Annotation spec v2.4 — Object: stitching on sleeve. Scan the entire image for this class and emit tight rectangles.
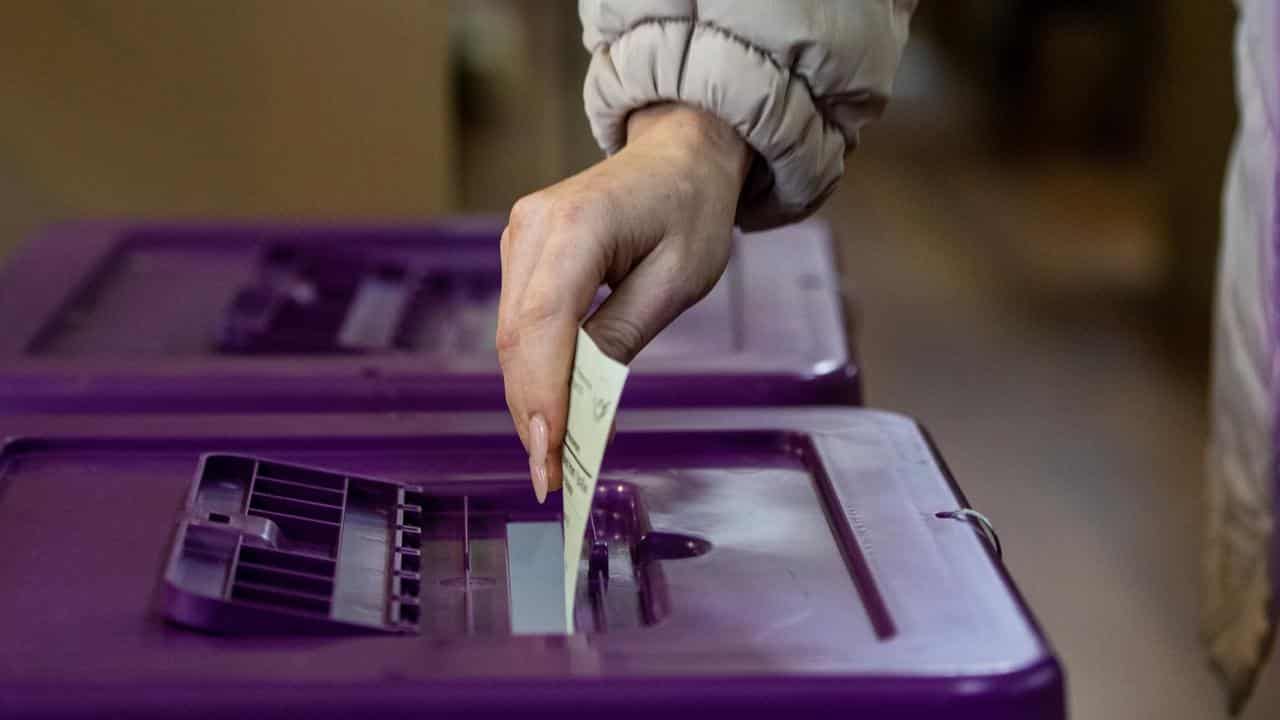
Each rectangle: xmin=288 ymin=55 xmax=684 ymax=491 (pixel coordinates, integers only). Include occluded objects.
xmin=598 ymin=17 xmax=820 ymax=101
xmin=587 ymin=15 xmax=692 ymax=53
xmin=677 ymin=4 xmax=695 ymax=99
xmin=595 ymin=16 xmax=867 ymax=135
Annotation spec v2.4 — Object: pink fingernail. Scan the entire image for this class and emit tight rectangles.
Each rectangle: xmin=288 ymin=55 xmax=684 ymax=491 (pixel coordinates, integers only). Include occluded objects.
xmin=529 ymin=414 xmax=549 ymax=503
xmin=530 ymin=458 xmax=548 ymax=504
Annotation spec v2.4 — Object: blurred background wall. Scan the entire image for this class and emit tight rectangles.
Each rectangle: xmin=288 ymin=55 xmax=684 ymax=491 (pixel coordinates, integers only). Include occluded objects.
xmin=926 ymin=1 xmax=1236 ymax=375
xmin=446 ymin=0 xmax=1233 ymax=379
xmin=0 ymin=1 xmax=1272 ymax=716
xmin=0 ymin=1 xmax=454 ymax=253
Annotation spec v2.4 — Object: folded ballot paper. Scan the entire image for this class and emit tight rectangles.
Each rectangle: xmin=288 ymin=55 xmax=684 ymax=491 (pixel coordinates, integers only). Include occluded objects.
xmin=560 ymin=327 xmax=629 ymax=632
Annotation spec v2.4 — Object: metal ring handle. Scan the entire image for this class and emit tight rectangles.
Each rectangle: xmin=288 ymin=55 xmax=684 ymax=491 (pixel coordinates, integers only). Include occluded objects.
xmin=936 ymin=508 xmax=1002 ymax=560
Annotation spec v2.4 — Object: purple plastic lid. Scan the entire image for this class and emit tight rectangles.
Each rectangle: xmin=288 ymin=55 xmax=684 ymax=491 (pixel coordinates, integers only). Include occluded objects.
xmin=0 ymin=408 xmax=1062 ymax=719
xmin=0 ymin=218 xmax=858 ymax=412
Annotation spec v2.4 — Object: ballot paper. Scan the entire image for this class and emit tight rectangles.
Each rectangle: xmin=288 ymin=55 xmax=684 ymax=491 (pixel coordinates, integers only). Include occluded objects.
xmin=561 ymin=327 xmax=629 ymax=632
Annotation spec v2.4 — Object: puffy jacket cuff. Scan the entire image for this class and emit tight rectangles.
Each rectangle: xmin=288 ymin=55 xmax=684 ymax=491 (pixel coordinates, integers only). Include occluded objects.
xmin=583 ymin=18 xmax=848 ymax=231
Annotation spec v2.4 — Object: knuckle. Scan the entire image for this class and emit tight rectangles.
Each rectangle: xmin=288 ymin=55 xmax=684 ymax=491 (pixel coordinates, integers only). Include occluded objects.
xmin=497 ymin=291 xmax=563 ymax=362
xmin=495 ymin=322 xmax=521 ymax=361
xmin=546 ymin=189 xmax=609 ymax=236
xmin=508 ymin=193 xmax=547 ymax=230
xmin=547 ymin=196 xmax=586 ymax=228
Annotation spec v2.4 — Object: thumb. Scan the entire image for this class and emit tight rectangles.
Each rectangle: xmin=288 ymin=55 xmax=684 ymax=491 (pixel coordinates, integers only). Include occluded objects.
xmin=584 ymin=244 xmax=709 ymax=364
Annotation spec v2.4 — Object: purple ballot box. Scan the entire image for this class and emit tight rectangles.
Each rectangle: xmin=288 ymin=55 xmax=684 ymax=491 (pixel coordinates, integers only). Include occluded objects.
xmin=0 ymin=408 xmax=1062 ymax=719
xmin=0 ymin=218 xmax=857 ymax=412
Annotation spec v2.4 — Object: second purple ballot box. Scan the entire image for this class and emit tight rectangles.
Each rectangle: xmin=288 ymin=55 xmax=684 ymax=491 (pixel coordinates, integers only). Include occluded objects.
xmin=0 ymin=218 xmax=858 ymax=412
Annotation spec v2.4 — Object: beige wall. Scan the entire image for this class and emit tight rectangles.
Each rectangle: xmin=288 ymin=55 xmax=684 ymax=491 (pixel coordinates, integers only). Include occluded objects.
xmin=0 ymin=1 xmax=453 ymax=256
xmin=451 ymin=0 xmax=594 ymax=212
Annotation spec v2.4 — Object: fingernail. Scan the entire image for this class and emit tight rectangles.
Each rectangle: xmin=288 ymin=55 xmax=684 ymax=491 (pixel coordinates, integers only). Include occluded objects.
xmin=529 ymin=414 xmax=549 ymax=503
xmin=530 ymin=458 xmax=548 ymax=504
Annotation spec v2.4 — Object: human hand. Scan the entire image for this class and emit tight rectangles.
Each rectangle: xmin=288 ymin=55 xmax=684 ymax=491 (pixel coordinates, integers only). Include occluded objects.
xmin=496 ymin=103 xmax=750 ymax=502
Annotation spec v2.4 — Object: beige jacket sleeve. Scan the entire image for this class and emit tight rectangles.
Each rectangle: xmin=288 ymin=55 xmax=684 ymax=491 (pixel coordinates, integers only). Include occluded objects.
xmin=1204 ymin=0 xmax=1279 ymax=711
xmin=579 ymin=0 xmax=915 ymax=230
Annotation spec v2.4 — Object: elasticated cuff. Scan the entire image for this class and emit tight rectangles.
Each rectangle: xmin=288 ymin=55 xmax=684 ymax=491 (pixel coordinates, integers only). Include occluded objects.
xmin=583 ymin=18 xmax=852 ymax=231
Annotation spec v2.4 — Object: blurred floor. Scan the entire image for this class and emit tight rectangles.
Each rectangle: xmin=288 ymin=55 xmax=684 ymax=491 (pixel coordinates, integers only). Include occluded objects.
xmin=825 ymin=38 xmax=1280 ymax=719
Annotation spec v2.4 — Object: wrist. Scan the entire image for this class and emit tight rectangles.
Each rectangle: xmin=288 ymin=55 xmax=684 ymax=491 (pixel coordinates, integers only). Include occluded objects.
xmin=625 ymin=103 xmax=751 ymax=190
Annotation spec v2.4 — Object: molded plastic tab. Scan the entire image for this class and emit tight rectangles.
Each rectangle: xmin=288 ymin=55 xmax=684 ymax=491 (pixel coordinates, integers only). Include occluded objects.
xmin=219 ymin=244 xmax=499 ymax=354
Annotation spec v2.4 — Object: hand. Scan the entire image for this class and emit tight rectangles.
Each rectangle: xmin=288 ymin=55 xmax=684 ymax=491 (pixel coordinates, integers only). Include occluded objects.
xmin=496 ymin=103 xmax=750 ymax=502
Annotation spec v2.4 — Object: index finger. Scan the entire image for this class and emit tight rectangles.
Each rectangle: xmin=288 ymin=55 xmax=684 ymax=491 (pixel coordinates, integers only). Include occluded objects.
xmin=496 ymin=221 xmax=607 ymax=499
